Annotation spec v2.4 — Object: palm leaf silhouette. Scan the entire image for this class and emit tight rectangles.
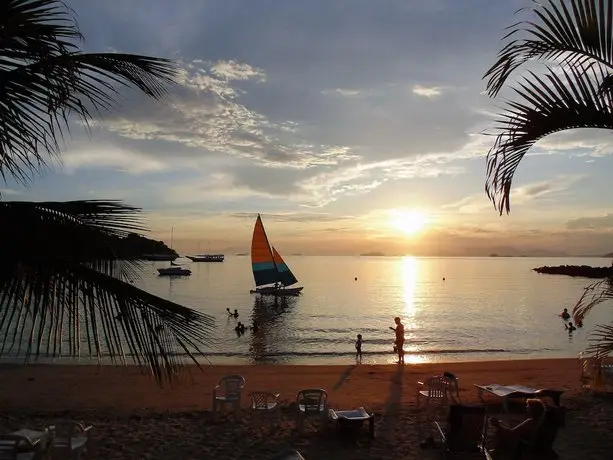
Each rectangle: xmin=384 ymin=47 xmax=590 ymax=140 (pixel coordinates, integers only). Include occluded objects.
xmin=0 ymin=0 xmax=215 ymax=383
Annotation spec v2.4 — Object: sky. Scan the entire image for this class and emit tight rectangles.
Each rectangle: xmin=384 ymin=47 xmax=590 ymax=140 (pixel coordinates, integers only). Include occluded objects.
xmin=3 ymin=0 xmax=613 ymax=256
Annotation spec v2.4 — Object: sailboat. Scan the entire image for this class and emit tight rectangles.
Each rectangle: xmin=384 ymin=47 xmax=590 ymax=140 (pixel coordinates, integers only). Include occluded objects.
xmin=187 ymin=240 xmax=225 ymax=262
xmin=249 ymin=214 xmax=303 ymax=296
xmin=157 ymin=227 xmax=192 ymax=276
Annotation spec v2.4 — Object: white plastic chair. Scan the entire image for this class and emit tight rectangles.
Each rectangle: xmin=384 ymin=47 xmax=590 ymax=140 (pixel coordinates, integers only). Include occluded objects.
xmin=48 ymin=421 xmax=92 ymax=460
xmin=416 ymin=375 xmax=452 ymax=409
xmin=213 ymin=374 xmax=246 ymax=419
xmin=296 ymin=388 xmax=328 ymax=433
xmin=249 ymin=391 xmax=281 ymax=429
xmin=0 ymin=435 xmax=36 ymax=460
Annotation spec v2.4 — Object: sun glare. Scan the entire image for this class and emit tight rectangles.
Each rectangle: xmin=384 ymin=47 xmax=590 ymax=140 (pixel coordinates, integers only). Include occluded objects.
xmin=390 ymin=209 xmax=429 ymax=236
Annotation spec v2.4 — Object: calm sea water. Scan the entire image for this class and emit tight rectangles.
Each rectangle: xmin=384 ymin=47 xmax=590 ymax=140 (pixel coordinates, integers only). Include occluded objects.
xmin=135 ymin=256 xmax=609 ymax=365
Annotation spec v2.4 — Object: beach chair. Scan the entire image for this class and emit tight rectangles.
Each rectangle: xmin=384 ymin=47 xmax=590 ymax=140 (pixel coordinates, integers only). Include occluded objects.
xmin=249 ymin=391 xmax=281 ymax=428
xmin=434 ymin=404 xmax=492 ymax=459
xmin=0 ymin=434 xmax=36 ymax=460
xmin=47 ymin=421 xmax=92 ymax=460
xmin=270 ymin=449 xmax=306 ymax=460
xmin=514 ymin=405 xmax=565 ymax=460
xmin=295 ymin=388 xmax=328 ymax=433
xmin=417 ymin=375 xmax=453 ymax=409
xmin=213 ymin=374 xmax=246 ymax=420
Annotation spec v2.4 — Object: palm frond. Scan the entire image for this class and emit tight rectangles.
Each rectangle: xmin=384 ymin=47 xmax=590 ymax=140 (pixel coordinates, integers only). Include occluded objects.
xmin=484 ymin=0 xmax=613 ymax=97
xmin=0 ymin=200 xmax=147 ymax=281
xmin=0 ymin=199 xmax=216 ymax=383
xmin=586 ymin=323 xmax=613 ymax=359
xmin=572 ymin=278 xmax=613 ymax=359
xmin=0 ymin=256 xmax=215 ymax=383
xmin=0 ymin=0 xmax=177 ymax=183
xmin=485 ymin=64 xmax=613 ymax=214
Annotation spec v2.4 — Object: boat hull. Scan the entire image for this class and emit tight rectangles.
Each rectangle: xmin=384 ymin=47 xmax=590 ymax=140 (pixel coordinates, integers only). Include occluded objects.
xmin=157 ymin=267 xmax=192 ymax=276
xmin=186 ymin=254 xmax=225 ymax=262
xmin=250 ymin=286 xmax=303 ymax=296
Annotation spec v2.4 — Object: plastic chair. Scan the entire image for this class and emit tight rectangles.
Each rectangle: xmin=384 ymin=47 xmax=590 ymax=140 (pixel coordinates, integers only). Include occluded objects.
xmin=47 ymin=421 xmax=92 ymax=460
xmin=417 ymin=375 xmax=452 ymax=409
xmin=249 ymin=391 xmax=281 ymax=428
xmin=434 ymin=404 xmax=491 ymax=459
xmin=0 ymin=435 xmax=36 ymax=460
xmin=296 ymin=388 xmax=328 ymax=433
xmin=213 ymin=374 xmax=246 ymax=419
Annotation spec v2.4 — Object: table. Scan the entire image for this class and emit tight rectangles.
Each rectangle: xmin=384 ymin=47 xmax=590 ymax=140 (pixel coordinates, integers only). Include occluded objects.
xmin=328 ymin=407 xmax=375 ymax=438
xmin=474 ymin=384 xmax=566 ymax=412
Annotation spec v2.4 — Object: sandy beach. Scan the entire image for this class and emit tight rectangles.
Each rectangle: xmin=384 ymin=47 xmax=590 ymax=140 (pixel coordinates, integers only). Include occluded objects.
xmin=0 ymin=358 xmax=611 ymax=459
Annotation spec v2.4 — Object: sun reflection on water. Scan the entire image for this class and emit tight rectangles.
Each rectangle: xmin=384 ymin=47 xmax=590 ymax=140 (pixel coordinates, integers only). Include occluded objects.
xmin=401 ymin=256 xmax=418 ymax=318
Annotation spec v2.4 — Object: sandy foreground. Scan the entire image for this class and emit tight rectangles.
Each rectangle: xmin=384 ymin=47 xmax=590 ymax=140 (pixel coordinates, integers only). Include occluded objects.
xmin=0 ymin=359 xmax=611 ymax=459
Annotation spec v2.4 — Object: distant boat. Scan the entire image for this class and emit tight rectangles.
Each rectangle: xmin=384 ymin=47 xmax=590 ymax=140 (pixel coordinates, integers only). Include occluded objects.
xmin=142 ymin=253 xmax=177 ymax=261
xmin=249 ymin=214 xmax=303 ymax=297
xmin=187 ymin=254 xmax=225 ymax=262
xmin=157 ymin=227 xmax=191 ymax=276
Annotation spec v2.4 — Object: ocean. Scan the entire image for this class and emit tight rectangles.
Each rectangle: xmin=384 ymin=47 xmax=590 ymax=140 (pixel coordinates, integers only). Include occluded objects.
xmin=136 ymin=256 xmax=609 ymax=365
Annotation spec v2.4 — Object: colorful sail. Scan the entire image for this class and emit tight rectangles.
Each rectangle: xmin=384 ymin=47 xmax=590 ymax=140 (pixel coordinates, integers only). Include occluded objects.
xmin=251 ymin=215 xmax=278 ymax=287
xmin=272 ymin=247 xmax=298 ymax=286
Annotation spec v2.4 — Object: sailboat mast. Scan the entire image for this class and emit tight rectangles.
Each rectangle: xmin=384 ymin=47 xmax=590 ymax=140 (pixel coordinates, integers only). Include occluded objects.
xmin=170 ymin=226 xmax=174 ymax=250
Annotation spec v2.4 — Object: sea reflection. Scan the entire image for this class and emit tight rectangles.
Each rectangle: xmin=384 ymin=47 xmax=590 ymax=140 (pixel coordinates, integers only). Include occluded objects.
xmin=248 ymin=295 xmax=298 ymax=364
xmin=401 ymin=256 xmax=418 ymax=317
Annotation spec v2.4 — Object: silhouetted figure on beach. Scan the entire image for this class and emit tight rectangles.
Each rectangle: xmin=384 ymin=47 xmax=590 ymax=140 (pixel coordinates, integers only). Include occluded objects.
xmin=251 ymin=321 xmax=259 ymax=333
xmin=389 ymin=317 xmax=405 ymax=363
xmin=560 ymin=308 xmax=570 ymax=320
xmin=355 ymin=334 xmax=363 ymax=363
xmin=226 ymin=308 xmax=233 ymax=316
xmin=233 ymin=309 xmax=239 ymax=318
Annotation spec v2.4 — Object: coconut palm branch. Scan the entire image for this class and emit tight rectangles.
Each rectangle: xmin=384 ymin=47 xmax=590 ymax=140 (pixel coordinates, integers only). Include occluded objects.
xmin=0 ymin=0 xmax=176 ymax=183
xmin=484 ymin=0 xmax=613 ymax=98
xmin=0 ymin=200 xmax=215 ymax=383
xmin=572 ymin=279 xmax=613 ymax=359
xmin=485 ymin=63 xmax=613 ymax=213
xmin=0 ymin=0 xmax=215 ymax=384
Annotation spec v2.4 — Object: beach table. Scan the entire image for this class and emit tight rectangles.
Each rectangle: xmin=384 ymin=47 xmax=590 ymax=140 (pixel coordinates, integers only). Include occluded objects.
xmin=328 ymin=407 xmax=375 ymax=439
xmin=474 ymin=384 xmax=565 ymax=412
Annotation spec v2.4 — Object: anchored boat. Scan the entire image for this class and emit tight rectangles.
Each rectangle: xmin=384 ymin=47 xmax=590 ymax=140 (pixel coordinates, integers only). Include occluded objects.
xmin=250 ymin=214 xmax=303 ymax=297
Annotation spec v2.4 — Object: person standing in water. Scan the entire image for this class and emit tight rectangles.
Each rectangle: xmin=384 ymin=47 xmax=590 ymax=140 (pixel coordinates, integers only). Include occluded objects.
xmin=355 ymin=334 xmax=363 ymax=363
xmin=389 ymin=317 xmax=405 ymax=363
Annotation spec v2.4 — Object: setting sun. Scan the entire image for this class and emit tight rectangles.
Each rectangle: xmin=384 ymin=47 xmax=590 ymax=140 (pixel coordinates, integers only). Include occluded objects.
xmin=390 ymin=209 xmax=429 ymax=236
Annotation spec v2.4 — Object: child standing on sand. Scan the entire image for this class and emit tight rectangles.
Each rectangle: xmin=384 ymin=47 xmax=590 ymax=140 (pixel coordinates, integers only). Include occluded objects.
xmin=355 ymin=334 xmax=363 ymax=363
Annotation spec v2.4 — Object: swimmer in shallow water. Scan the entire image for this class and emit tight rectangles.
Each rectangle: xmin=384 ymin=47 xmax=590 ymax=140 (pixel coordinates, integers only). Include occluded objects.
xmin=565 ymin=322 xmax=576 ymax=333
xmin=560 ymin=308 xmax=570 ymax=320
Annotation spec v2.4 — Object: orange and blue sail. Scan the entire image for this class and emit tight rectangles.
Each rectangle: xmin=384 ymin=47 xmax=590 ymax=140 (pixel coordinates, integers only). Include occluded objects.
xmin=272 ymin=246 xmax=298 ymax=286
xmin=251 ymin=214 xmax=298 ymax=287
xmin=251 ymin=215 xmax=279 ymax=287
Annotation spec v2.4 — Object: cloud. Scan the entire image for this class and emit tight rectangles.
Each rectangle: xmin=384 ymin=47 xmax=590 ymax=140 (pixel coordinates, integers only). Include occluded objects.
xmin=412 ymin=84 xmax=443 ymax=97
xmin=321 ymin=88 xmax=363 ymax=98
xmin=0 ymin=188 xmax=20 ymax=196
xmin=95 ymin=59 xmax=355 ymax=170
xmin=210 ymin=60 xmax=266 ymax=81
xmin=566 ymin=213 xmax=613 ymax=230
xmin=229 ymin=212 xmax=356 ymax=223
xmin=444 ymin=174 xmax=585 ymax=214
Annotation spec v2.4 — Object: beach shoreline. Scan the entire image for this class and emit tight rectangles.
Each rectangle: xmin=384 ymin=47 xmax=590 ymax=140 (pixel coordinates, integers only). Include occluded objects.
xmin=0 ymin=358 xmax=581 ymax=414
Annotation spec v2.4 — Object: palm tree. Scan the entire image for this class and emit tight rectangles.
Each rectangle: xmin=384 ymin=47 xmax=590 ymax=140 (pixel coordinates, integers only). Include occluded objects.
xmin=0 ymin=0 xmax=214 ymax=383
xmin=484 ymin=0 xmax=613 ymax=359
